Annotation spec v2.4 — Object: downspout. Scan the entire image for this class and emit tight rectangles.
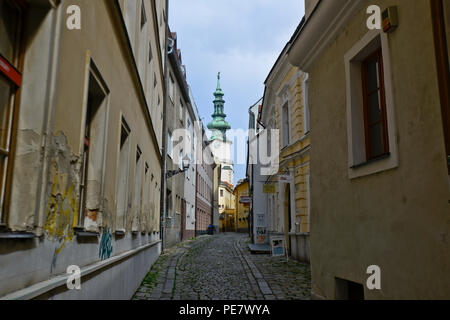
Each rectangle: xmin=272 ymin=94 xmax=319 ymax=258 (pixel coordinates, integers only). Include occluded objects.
xmin=35 ymin=1 xmax=63 ymax=236
xmin=195 ymin=163 xmax=198 ymax=237
xmin=159 ymin=0 xmax=169 ymax=250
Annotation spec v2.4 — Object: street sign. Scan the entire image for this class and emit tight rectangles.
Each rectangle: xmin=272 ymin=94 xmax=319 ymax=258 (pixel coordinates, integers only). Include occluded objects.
xmin=278 ymin=175 xmax=292 ymax=183
xmin=239 ymin=196 xmax=252 ymax=204
xmin=271 ymin=237 xmax=285 ymax=257
xmin=263 ymin=184 xmax=276 ymax=194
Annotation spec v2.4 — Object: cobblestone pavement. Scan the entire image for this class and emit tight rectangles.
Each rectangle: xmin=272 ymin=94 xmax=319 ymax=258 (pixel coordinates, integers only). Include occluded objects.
xmin=133 ymin=233 xmax=311 ymax=300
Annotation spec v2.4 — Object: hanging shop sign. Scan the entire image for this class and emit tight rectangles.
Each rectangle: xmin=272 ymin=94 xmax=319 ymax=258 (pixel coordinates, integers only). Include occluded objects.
xmin=239 ymin=196 xmax=252 ymax=204
xmin=278 ymin=175 xmax=292 ymax=183
xmin=263 ymin=184 xmax=276 ymax=194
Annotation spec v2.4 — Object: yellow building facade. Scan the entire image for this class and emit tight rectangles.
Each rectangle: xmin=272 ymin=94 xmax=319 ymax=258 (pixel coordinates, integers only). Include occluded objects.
xmin=218 ymin=182 xmax=235 ymax=232
xmin=260 ymin=46 xmax=311 ymax=262
xmin=234 ymin=180 xmax=250 ymax=233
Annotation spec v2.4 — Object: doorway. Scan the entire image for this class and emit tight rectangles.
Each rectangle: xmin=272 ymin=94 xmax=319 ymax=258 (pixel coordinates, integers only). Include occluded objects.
xmin=283 ymin=183 xmax=292 ymax=255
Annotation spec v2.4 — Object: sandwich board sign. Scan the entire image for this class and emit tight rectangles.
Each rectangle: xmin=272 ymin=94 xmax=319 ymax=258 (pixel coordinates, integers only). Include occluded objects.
xmin=271 ymin=237 xmax=285 ymax=257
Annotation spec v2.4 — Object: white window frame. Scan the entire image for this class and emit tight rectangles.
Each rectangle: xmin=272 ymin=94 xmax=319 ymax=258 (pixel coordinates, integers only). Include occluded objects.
xmin=179 ymin=100 xmax=184 ymax=122
xmin=169 ymin=75 xmax=174 ymax=102
xmin=167 ymin=130 xmax=173 ymax=158
xmin=303 ymin=74 xmax=310 ymax=134
xmin=77 ymin=58 xmax=110 ymax=231
xmin=281 ymin=102 xmax=290 ymax=148
xmin=344 ymin=30 xmax=399 ymax=180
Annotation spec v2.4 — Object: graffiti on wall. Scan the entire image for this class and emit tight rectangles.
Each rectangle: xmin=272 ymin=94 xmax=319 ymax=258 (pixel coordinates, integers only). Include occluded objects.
xmin=45 ymin=173 xmax=78 ymax=254
xmin=99 ymin=228 xmax=113 ymax=260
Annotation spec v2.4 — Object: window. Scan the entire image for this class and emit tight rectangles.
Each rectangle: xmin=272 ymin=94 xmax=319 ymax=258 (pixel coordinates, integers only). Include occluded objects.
xmin=361 ymin=49 xmax=389 ymax=160
xmin=140 ymin=0 xmax=147 ymax=29
xmin=116 ymin=117 xmax=131 ymax=232
xmin=0 ymin=0 xmax=24 ymax=224
xmin=138 ymin=0 xmax=147 ymax=75
xmin=124 ymin=0 xmax=138 ymax=48
xmin=345 ymin=30 xmax=398 ymax=179
xmin=169 ymin=75 xmax=174 ymax=101
xmin=179 ymin=100 xmax=184 ymax=122
xmin=303 ymin=75 xmax=310 ymax=134
xmin=142 ymin=162 xmax=150 ymax=231
xmin=220 ymin=189 xmax=224 ymax=197
xmin=78 ymin=64 xmax=109 ymax=230
xmin=166 ymin=189 xmax=172 ymax=217
xmin=282 ymin=102 xmax=290 ymax=148
xmin=167 ymin=130 xmax=173 ymax=158
xmin=249 ymin=112 xmax=255 ymax=131
xmin=146 ymin=43 xmax=153 ymax=101
xmin=132 ymin=146 xmax=143 ymax=232
xmin=335 ymin=278 xmax=365 ymax=300
xmin=178 ymin=149 xmax=183 ymax=170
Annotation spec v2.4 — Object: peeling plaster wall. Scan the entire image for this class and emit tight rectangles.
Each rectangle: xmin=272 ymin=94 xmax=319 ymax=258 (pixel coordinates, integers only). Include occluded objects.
xmin=0 ymin=0 xmax=164 ymax=299
xmin=7 ymin=5 xmax=58 ymax=233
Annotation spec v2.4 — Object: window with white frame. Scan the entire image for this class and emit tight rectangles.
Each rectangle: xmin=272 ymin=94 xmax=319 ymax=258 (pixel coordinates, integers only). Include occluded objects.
xmin=0 ymin=0 xmax=25 ymax=225
xmin=179 ymin=100 xmax=184 ymax=122
xmin=169 ymin=75 xmax=174 ymax=102
xmin=344 ymin=30 xmax=398 ymax=179
xmin=132 ymin=146 xmax=143 ymax=232
xmin=124 ymin=0 xmax=138 ymax=49
xmin=303 ymin=75 xmax=310 ymax=134
xmin=167 ymin=130 xmax=173 ymax=158
xmin=138 ymin=0 xmax=147 ymax=76
xmin=282 ymin=102 xmax=290 ymax=148
xmin=78 ymin=62 xmax=110 ymax=231
xmin=116 ymin=117 xmax=131 ymax=232
xmin=146 ymin=43 xmax=153 ymax=100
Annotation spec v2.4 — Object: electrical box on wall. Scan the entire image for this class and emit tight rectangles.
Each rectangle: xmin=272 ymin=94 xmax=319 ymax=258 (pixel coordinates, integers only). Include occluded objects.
xmin=382 ymin=6 xmax=398 ymax=33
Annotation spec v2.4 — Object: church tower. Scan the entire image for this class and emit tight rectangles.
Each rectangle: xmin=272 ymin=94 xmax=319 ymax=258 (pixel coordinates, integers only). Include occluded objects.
xmin=207 ymin=73 xmax=234 ymax=186
xmin=207 ymin=72 xmax=231 ymax=141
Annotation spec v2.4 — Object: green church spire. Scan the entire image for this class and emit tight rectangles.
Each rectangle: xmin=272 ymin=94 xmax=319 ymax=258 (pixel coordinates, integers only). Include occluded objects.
xmin=207 ymin=72 xmax=231 ymax=141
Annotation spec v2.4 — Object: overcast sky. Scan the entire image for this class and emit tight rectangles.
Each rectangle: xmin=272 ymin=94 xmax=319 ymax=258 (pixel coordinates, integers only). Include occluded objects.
xmin=169 ymin=1 xmax=305 ymax=185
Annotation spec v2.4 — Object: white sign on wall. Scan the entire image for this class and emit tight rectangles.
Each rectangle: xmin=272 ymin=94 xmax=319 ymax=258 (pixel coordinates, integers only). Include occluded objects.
xmin=256 ymin=214 xmax=265 ymax=227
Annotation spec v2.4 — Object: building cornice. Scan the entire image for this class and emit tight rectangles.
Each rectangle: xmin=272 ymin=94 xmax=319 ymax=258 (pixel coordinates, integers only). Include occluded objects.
xmin=287 ymin=0 xmax=366 ymax=71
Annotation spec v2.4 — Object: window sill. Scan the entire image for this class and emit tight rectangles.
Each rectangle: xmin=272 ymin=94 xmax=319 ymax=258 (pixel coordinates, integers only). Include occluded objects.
xmin=350 ymin=153 xmax=391 ymax=169
xmin=75 ymin=228 xmax=100 ymax=238
xmin=348 ymin=151 xmax=398 ymax=180
xmin=0 ymin=231 xmax=36 ymax=239
xmin=114 ymin=229 xmax=126 ymax=237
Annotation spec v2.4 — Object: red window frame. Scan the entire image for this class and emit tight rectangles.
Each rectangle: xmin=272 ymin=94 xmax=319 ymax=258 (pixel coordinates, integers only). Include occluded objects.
xmin=0 ymin=0 xmax=27 ymax=225
xmin=431 ymin=0 xmax=450 ymax=174
xmin=361 ymin=48 xmax=390 ymax=161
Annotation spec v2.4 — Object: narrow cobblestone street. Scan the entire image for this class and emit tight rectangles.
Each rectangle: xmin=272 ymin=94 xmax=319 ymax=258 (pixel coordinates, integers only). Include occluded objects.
xmin=133 ymin=233 xmax=311 ymax=300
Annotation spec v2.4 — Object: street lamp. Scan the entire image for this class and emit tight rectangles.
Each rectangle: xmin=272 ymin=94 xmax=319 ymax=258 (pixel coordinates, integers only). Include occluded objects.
xmin=166 ymin=157 xmax=190 ymax=178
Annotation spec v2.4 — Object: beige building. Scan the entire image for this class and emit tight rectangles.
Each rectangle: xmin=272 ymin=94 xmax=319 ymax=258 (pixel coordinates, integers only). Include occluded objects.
xmin=289 ymin=0 xmax=450 ymax=299
xmin=163 ymin=29 xmax=197 ymax=247
xmin=0 ymin=0 xmax=166 ymax=299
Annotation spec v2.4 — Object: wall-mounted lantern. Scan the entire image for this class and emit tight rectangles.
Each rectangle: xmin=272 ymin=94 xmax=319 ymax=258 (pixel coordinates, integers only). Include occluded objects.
xmin=382 ymin=7 xmax=398 ymax=33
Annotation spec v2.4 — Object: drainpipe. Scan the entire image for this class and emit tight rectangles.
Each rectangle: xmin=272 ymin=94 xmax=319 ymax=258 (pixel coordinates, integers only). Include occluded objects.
xmin=35 ymin=2 xmax=64 ymax=236
xmin=159 ymin=0 xmax=169 ymax=251
xmin=195 ymin=163 xmax=198 ymax=237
